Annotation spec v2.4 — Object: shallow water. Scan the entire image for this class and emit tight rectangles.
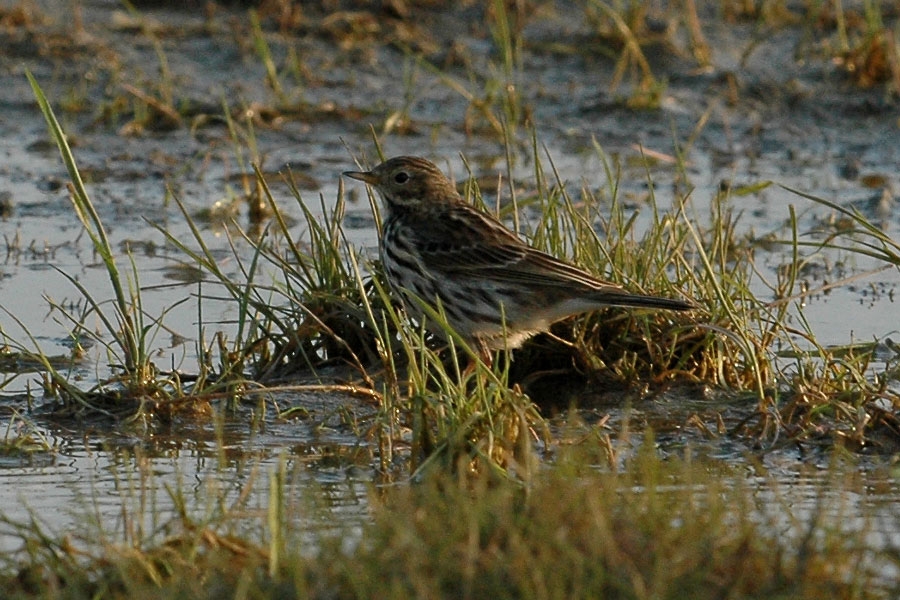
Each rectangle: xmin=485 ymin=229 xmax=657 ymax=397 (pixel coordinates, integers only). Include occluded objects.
xmin=0 ymin=391 xmax=377 ymax=553
xmin=2 ymin=410 xmax=899 ymax=587
xmin=0 ymin=0 xmax=899 ymax=571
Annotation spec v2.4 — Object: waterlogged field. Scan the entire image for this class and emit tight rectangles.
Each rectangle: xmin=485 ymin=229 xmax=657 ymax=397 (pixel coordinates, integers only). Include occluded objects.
xmin=1 ymin=0 xmax=899 ymax=597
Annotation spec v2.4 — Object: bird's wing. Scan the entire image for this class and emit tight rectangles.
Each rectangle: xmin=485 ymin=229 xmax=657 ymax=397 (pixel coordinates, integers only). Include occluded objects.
xmin=414 ymin=205 xmax=621 ymax=292
xmin=412 ymin=205 xmax=526 ymax=268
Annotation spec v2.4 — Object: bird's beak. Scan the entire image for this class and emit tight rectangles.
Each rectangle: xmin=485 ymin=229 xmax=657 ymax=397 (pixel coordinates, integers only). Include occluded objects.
xmin=342 ymin=170 xmax=378 ymax=184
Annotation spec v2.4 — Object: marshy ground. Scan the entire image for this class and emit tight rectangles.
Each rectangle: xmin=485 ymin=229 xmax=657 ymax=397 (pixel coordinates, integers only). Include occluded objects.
xmin=1 ymin=0 xmax=899 ymax=597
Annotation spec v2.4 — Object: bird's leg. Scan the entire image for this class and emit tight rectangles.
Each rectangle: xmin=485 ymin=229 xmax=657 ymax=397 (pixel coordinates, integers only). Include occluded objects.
xmin=461 ymin=338 xmax=493 ymax=378
xmin=477 ymin=338 xmax=494 ymax=369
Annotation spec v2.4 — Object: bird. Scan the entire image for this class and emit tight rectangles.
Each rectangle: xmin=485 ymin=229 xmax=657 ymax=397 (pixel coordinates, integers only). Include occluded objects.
xmin=343 ymin=156 xmax=693 ymax=357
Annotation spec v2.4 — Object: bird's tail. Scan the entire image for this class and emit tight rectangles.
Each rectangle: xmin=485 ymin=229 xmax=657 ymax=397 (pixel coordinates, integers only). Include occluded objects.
xmin=591 ymin=290 xmax=695 ymax=311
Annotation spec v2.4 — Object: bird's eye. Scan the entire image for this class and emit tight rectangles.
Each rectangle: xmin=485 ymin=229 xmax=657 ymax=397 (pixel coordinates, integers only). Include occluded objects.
xmin=394 ymin=171 xmax=409 ymax=184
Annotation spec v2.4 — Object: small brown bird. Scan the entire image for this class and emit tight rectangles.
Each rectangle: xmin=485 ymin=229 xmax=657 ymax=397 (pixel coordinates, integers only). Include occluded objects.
xmin=343 ymin=156 xmax=692 ymax=354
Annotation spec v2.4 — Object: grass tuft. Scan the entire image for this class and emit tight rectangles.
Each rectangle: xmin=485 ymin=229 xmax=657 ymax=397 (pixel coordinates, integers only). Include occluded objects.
xmin=14 ymin=70 xmax=900 ymax=466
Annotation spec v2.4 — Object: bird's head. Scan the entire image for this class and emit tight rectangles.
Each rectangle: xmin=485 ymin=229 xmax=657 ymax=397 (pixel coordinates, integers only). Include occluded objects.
xmin=343 ymin=156 xmax=459 ymax=213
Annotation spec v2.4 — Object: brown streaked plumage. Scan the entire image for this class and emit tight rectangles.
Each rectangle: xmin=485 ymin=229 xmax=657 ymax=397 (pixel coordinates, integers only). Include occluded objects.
xmin=343 ymin=156 xmax=693 ymax=352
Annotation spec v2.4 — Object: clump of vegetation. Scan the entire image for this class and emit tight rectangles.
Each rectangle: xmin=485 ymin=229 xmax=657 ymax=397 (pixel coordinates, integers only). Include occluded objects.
xmin=13 ymin=72 xmax=899 ymax=476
